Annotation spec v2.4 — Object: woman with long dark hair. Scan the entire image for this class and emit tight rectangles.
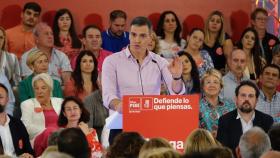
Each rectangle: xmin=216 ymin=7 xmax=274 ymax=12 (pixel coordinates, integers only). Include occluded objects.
xmin=64 ymin=50 xmax=98 ymax=101
xmin=236 ymin=27 xmax=265 ymax=80
xmin=53 ymin=8 xmax=82 ymax=68
xmin=178 ymin=51 xmax=200 ymax=94
xmin=156 ymin=11 xmax=185 ymax=60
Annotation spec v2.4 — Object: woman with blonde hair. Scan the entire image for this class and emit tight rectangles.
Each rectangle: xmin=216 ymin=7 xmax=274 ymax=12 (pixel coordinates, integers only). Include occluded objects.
xmin=184 ymin=128 xmax=219 ymax=154
xmin=203 ymin=11 xmax=233 ymax=73
xmin=148 ymin=31 xmax=160 ymax=54
xmin=139 ymin=137 xmax=173 ymax=155
xmin=18 ymin=49 xmax=63 ymax=103
xmin=139 ymin=147 xmax=181 ymax=158
xmin=199 ymin=69 xmax=235 ymax=137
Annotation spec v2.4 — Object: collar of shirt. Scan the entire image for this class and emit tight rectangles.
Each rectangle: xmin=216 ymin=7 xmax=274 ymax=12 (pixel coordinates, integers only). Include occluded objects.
xmin=236 ymin=111 xmax=255 ymax=133
xmin=0 ymin=114 xmax=10 ymax=127
xmin=227 ymin=71 xmax=248 ymax=83
xmin=106 ymin=29 xmax=127 ymax=38
xmin=259 ymin=89 xmax=280 ymax=102
xmin=201 ymin=97 xmax=225 ymax=108
xmin=123 ymin=46 xmax=154 ymax=64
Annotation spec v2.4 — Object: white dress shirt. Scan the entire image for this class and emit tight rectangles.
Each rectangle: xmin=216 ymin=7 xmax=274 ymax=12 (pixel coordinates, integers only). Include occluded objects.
xmin=236 ymin=111 xmax=255 ymax=133
xmin=0 ymin=115 xmax=16 ymax=157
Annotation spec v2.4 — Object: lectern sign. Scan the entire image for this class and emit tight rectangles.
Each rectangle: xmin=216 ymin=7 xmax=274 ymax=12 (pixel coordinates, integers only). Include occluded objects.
xmin=123 ymin=95 xmax=199 ymax=150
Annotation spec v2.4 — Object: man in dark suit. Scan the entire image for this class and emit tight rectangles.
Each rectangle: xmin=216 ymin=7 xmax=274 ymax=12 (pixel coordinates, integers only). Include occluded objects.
xmin=217 ymin=80 xmax=273 ymax=153
xmin=0 ymin=83 xmax=34 ymax=157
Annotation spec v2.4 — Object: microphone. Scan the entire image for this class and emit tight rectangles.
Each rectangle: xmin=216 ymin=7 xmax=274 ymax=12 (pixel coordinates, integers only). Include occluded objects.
xmin=151 ymin=59 xmax=170 ymax=95
xmin=136 ymin=59 xmax=144 ymax=95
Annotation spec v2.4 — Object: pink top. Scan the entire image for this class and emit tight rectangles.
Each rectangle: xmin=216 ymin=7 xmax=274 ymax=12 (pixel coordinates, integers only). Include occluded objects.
xmin=71 ymin=49 xmax=112 ymax=72
xmin=56 ymin=35 xmax=80 ymax=69
xmin=43 ymin=108 xmax=59 ymax=128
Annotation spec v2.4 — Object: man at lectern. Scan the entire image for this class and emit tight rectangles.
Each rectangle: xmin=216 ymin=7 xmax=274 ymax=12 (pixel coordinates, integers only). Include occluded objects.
xmin=102 ymin=16 xmax=185 ymax=144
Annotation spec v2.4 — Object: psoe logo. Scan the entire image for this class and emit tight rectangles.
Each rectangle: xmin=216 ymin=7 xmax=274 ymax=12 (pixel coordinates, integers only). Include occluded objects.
xmin=141 ymin=97 xmax=153 ymax=110
xmin=129 ymin=97 xmax=141 ymax=112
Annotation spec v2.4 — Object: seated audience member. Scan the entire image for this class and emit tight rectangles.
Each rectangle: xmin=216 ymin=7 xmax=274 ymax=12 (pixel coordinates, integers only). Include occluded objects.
xmin=221 ymin=49 xmax=249 ymax=102
xmin=41 ymin=151 xmax=73 ymax=158
xmin=53 ymin=8 xmax=82 ymax=68
xmin=0 ymin=73 xmax=15 ymax=116
xmin=57 ymin=96 xmax=102 ymax=157
xmin=57 ymin=128 xmax=90 ymax=158
xmin=148 ymin=31 xmax=160 ymax=54
xmin=260 ymin=151 xmax=280 ymax=158
xmin=217 ymin=81 xmax=273 ymax=153
xmin=236 ymin=27 xmax=265 ymax=80
xmin=101 ymin=10 xmax=129 ymax=53
xmin=251 ymin=8 xmax=279 ymax=63
xmin=18 ymin=50 xmax=63 ymax=103
xmin=199 ymin=69 xmax=235 ymax=137
xmin=106 ymin=132 xmax=146 ymax=158
xmin=156 ymin=11 xmax=185 ymax=60
xmin=0 ymin=27 xmax=21 ymax=87
xmin=40 ymin=146 xmax=58 ymax=158
xmin=236 ymin=127 xmax=271 ymax=158
xmin=20 ymin=73 xmax=63 ymax=148
xmin=271 ymin=44 xmax=280 ymax=91
xmin=20 ymin=22 xmax=72 ymax=84
xmin=81 ymin=25 xmax=112 ymax=71
xmin=203 ymin=10 xmax=233 ymax=72
xmin=184 ymin=28 xmax=214 ymax=77
xmin=84 ymin=74 xmax=108 ymax=140
xmin=206 ymin=146 xmax=234 ymax=158
xmin=268 ymin=123 xmax=280 ymax=151
xmin=64 ymin=50 xmax=98 ymax=101
xmin=184 ymin=128 xmax=219 ymax=154
xmin=6 ymin=2 xmax=41 ymax=58
xmin=178 ymin=52 xmax=200 ymax=94
xmin=140 ymin=137 xmax=173 ymax=152
xmin=256 ymin=64 xmax=280 ymax=122
xmin=139 ymin=147 xmax=181 ymax=158
xmin=0 ymin=83 xmax=34 ymax=157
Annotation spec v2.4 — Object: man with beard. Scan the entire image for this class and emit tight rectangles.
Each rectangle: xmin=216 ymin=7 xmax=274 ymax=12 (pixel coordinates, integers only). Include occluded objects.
xmin=256 ymin=64 xmax=280 ymax=122
xmin=6 ymin=2 xmax=41 ymax=59
xmin=217 ymin=80 xmax=273 ymax=154
xmin=101 ymin=10 xmax=130 ymax=53
xmin=0 ymin=83 xmax=34 ymax=157
xmin=221 ymin=49 xmax=249 ymax=102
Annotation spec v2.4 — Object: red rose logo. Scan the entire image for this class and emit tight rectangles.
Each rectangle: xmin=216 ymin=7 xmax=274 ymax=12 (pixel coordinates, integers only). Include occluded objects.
xmin=18 ymin=139 xmax=23 ymax=149
xmin=269 ymin=39 xmax=276 ymax=46
xmin=216 ymin=47 xmax=223 ymax=55
xmin=34 ymin=107 xmax=43 ymax=113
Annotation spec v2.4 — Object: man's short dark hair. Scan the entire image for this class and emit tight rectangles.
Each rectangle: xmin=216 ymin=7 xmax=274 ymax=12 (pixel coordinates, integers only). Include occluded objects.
xmin=0 ymin=83 xmax=8 ymax=95
xmin=130 ymin=16 xmax=152 ymax=31
xmin=57 ymin=128 xmax=89 ymax=158
xmin=235 ymin=80 xmax=260 ymax=98
xmin=268 ymin=123 xmax=280 ymax=151
xmin=110 ymin=10 xmax=127 ymax=21
xmin=261 ymin=64 xmax=280 ymax=79
xmin=23 ymin=2 xmax=41 ymax=14
xmin=82 ymin=25 xmax=101 ymax=38
xmin=251 ymin=8 xmax=268 ymax=20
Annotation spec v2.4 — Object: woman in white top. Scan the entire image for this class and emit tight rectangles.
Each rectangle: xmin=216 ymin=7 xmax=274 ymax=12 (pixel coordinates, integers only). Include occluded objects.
xmin=156 ymin=11 xmax=185 ymax=60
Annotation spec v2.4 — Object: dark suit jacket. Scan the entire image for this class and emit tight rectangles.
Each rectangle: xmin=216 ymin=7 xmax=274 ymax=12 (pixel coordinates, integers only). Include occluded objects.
xmin=216 ymin=109 xmax=273 ymax=152
xmin=0 ymin=115 xmax=34 ymax=156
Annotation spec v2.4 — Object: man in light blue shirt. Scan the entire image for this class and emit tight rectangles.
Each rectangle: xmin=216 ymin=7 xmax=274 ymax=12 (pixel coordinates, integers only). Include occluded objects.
xmin=0 ymin=72 xmax=15 ymax=116
xmin=221 ymin=49 xmax=249 ymax=102
xmin=256 ymin=64 xmax=280 ymax=122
